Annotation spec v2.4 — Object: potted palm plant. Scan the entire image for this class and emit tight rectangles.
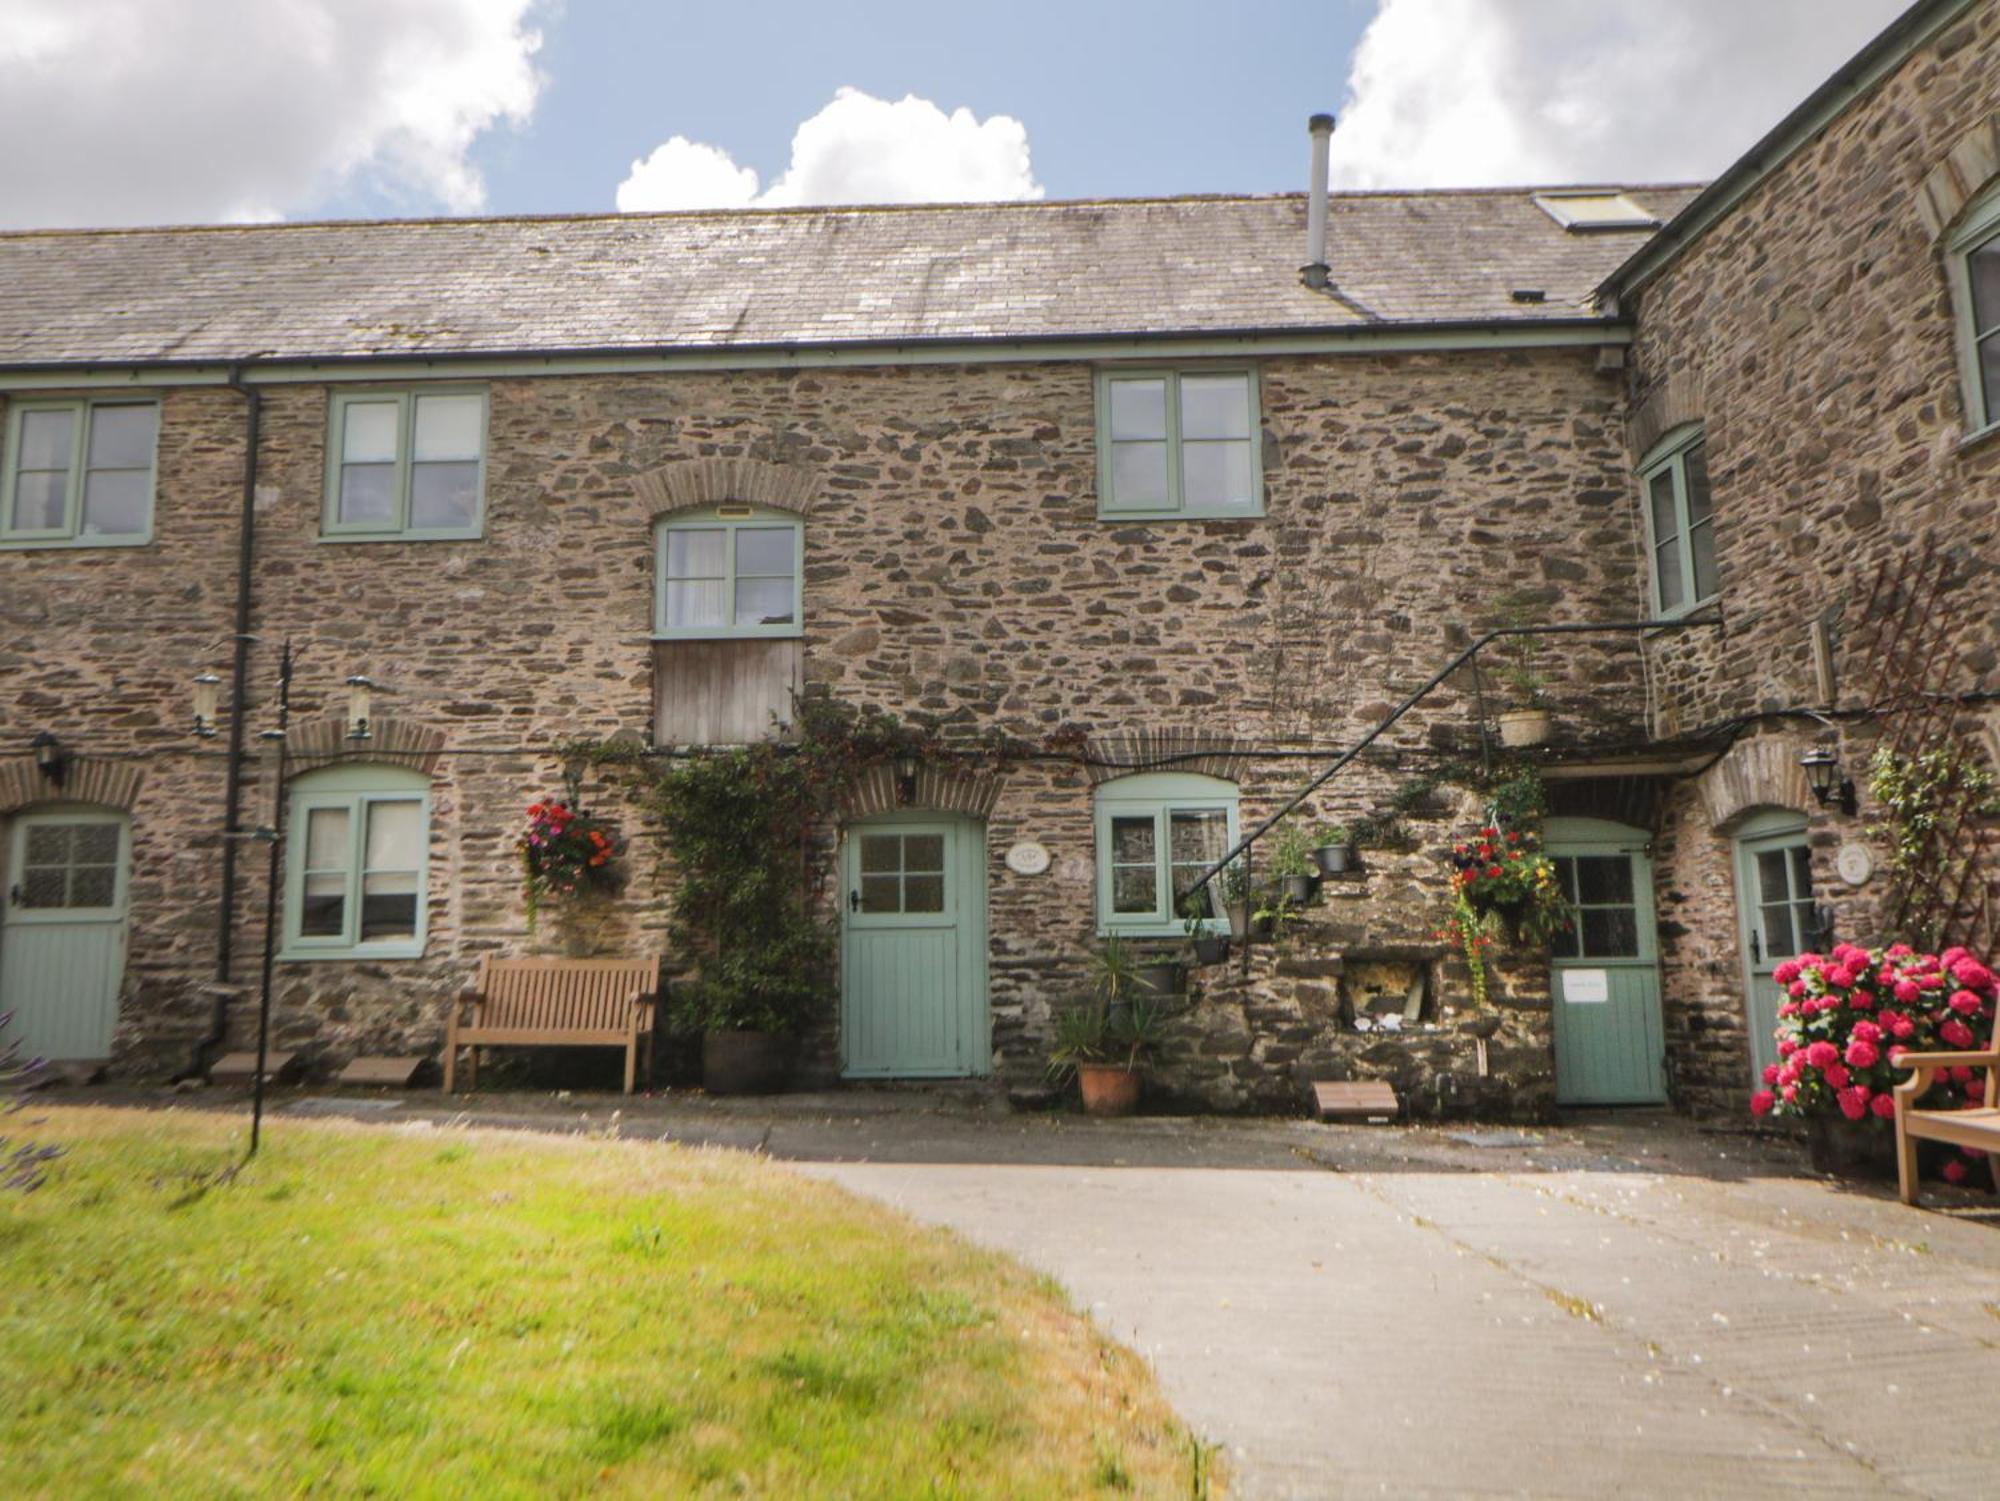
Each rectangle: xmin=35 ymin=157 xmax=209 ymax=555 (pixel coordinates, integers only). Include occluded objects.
xmin=1047 ymin=990 xmax=1164 ymax=1117
xmin=1270 ymin=824 xmax=1319 ymax=905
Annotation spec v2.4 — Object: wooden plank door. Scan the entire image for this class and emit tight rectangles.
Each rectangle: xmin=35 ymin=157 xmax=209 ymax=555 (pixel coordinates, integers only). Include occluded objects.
xmin=1547 ymin=817 xmax=1666 ymax=1106
xmin=1734 ymin=811 xmax=1816 ymax=1088
xmin=841 ymin=816 xmax=988 ymax=1078
xmin=1 ymin=808 xmax=130 ymax=1063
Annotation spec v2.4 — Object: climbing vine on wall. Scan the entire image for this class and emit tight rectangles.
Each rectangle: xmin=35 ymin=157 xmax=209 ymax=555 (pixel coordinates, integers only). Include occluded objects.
xmin=1867 ymin=744 xmax=1999 ymax=951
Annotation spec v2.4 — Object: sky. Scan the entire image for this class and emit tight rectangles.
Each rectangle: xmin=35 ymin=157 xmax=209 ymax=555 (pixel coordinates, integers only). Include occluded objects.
xmin=0 ymin=0 xmax=1912 ymax=230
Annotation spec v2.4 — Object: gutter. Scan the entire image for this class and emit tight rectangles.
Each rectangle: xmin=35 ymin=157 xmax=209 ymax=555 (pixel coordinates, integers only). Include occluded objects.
xmin=183 ymin=361 xmax=261 ymax=1080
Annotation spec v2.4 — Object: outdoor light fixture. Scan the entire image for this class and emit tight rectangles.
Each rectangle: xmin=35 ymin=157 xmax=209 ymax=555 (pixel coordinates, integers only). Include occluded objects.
xmin=192 ymin=673 xmax=221 ymax=738
xmin=894 ymin=753 xmax=919 ymax=805
xmin=1798 ymin=746 xmax=1857 ymax=815
xmin=31 ymin=731 xmax=67 ymax=786
xmin=345 ymin=675 xmax=374 ymax=742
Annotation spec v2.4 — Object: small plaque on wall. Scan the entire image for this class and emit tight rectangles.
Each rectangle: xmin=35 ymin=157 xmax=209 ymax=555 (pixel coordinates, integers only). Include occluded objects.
xmin=1835 ymin=843 xmax=1873 ymax=886
xmin=1005 ymin=841 xmax=1052 ymax=876
xmin=1561 ymin=969 xmax=1609 ymax=1005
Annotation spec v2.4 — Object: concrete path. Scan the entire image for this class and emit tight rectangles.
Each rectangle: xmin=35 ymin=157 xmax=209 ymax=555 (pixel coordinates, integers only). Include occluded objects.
xmin=795 ymin=1128 xmax=2000 ymax=1499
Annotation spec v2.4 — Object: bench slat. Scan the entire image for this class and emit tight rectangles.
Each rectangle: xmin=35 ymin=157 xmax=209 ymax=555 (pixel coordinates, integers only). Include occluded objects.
xmin=447 ymin=957 xmax=660 ymax=1096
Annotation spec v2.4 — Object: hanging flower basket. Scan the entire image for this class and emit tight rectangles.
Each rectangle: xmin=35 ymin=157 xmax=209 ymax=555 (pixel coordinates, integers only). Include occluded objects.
xmin=518 ymin=799 xmax=623 ymax=930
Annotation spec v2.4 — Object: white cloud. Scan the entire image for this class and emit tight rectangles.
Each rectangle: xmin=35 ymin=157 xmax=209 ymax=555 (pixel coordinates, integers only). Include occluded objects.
xmin=1329 ymin=0 xmax=1908 ymax=189
xmin=0 ymin=0 xmax=545 ymax=229
xmin=616 ymin=87 xmax=1044 ymax=212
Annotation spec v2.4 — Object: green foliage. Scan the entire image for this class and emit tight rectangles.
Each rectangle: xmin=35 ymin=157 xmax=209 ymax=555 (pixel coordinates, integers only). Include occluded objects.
xmin=1310 ymin=823 xmax=1350 ymax=849
xmin=1868 ymin=744 xmax=2000 ymax=949
xmin=1268 ymin=822 xmax=1317 ymax=877
xmin=1046 ymin=992 xmax=1165 ymax=1078
xmin=1490 ymin=591 xmax=1549 ymax=707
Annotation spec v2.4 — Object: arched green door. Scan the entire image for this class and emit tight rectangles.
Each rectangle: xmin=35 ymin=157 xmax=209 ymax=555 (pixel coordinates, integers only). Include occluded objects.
xmin=1546 ymin=817 xmax=1665 ymax=1105
xmin=1 ymin=806 xmax=130 ymax=1064
xmin=1733 ymin=809 xmax=1815 ymax=1088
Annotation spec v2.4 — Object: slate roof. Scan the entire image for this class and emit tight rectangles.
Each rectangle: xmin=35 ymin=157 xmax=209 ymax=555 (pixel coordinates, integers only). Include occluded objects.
xmin=0 ymin=187 xmax=1702 ymax=369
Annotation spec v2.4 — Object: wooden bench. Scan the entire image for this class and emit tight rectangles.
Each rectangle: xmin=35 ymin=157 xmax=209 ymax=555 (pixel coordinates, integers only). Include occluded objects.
xmin=1891 ymin=1044 xmax=2000 ymax=1205
xmin=444 ymin=957 xmax=661 ymax=1095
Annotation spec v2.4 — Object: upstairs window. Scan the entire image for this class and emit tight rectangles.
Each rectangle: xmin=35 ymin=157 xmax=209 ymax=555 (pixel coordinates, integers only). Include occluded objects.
xmin=1947 ymin=183 xmax=2000 ymax=437
xmin=282 ymin=764 xmax=431 ymax=960
xmin=1 ymin=399 xmax=158 ymax=547
xmin=1096 ymin=369 xmax=1262 ymax=518
xmin=1638 ymin=425 xmax=1717 ymax=618
xmin=654 ymin=506 xmax=803 ymax=639
xmin=1094 ymin=772 xmax=1239 ymax=936
xmin=324 ymin=389 xmax=487 ymax=539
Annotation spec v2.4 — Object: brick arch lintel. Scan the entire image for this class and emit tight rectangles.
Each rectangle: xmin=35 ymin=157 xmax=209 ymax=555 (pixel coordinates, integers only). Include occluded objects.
xmin=286 ymin=717 xmax=445 ymax=778
xmin=840 ymin=763 xmax=1003 ymax=822
xmin=1698 ymin=733 xmax=1815 ymax=833
xmin=0 ymin=755 xmax=145 ymax=816
xmin=1084 ymin=728 xmax=1258 ymax=787
xmin=633 ymin=458 xmax=820 ymax=521
xmin=1917 ymin=110 xmax=2000 ymax=242
xmin=1628 ymin=370 xmax=1707 ymax=463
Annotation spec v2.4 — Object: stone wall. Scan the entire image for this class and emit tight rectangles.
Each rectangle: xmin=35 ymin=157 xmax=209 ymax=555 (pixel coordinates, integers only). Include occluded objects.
xmin=1624 ymin=2 xmax=2000 ymax=1114
xmin=1 ymin=345 xmax=1640 ymax=1107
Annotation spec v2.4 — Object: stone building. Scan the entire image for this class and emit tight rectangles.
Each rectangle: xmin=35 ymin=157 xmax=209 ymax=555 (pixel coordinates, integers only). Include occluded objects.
xmin=1 ymin=0 xmax=1995 ymax=1117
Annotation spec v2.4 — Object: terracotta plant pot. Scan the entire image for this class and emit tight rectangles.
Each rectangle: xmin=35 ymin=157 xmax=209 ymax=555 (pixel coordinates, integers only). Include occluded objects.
xmin=1314 ymin=843 xmax=1354 ymax=876
xmin=1497 ymin=707 xmax=1553 ymax=748
xmin=702 ymin=1030 xmax=794 ymax=1095
xmin=1077 ymin=1063 xmax=1141 ymax=1117
xmin=1805 ymin=1116 xmax=1899 ymax=1181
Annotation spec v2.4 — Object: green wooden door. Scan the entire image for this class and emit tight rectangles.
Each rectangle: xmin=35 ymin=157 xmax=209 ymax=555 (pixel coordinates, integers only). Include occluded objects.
xmin=1734 ymin=811 xmax=1816 ymax=1088
xmin=1 ymin=807 xmax=130 ymax=1064
xmin=841 ymin=815 xmax=989 ymax=1078
xmin=1547 ymin=817 xmax=1665 ymax=1105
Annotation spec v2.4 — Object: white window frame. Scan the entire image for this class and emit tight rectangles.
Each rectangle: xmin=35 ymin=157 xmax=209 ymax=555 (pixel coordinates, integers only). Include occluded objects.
xmin=653 ymin=505 xmax=805 ymax=640
xmin=1946 ymin=181 xmax=2000 ymax=442
xmin=322 ymin=387 xmax=489 ymax=541
xmin=0 ymin=397 xmax=159 ymax=549
xmin=1095 ymin=367 xmax=1264 ymax=519
xmin=1637 ymin=423 xmax=1718 ymax=619
xmin=281 ymin=764 xmax=432 ymax=961
xmin=1093 ymin=772 xmax=1240 ymax=937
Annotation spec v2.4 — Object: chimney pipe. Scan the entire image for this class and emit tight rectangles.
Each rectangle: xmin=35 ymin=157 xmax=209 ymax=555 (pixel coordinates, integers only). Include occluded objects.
xmin=1303 ymin=112 xmax=1335 ymax=289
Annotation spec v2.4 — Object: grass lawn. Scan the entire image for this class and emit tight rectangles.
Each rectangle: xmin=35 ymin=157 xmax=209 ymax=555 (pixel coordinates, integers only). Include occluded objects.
xmin=0 ymin=1108 xmax=1212 ymax=1498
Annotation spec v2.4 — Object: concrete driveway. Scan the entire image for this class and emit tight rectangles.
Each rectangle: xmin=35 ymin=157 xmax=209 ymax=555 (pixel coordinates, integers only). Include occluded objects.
xmin=792 ymin=1117 xmax=2000 ymax=1499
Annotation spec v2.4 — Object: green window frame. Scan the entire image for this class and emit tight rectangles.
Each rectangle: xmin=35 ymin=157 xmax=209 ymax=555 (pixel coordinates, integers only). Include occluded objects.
xmin=322 ymin=388 xmax=488 ymax=540
xmin=1946 ymin=181 xmax=2000 ymax=440
xmin=281 ymin=764 xmax=432 ymax=961
xmin=654 ymin=506 xmax=804 ymax=639
xmin=0 ymin=397 xmax=159 ymax=548
xmin=1637 ymin=424 xmax=1718 ymax=618
xmin=1093 ymin=771 xmax=1240 ymax=936
xmin=1095 ymin=367 xmax=1263 ymax=519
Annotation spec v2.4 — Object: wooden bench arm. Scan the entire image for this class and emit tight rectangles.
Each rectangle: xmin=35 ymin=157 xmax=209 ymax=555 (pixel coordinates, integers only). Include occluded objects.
xmin=451 ymin=988 xmax=486 ymax=1024
xmin=1892 ymin=1048 xmax=2000 ymax=1104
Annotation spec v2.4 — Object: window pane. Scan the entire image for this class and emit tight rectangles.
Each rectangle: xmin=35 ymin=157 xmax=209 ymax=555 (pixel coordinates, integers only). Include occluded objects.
xmin=1109 ymin=441 xmax=1169 ymax=508
xmin=1169 ymin=809 xmax=1228 ymax=865
xmin=72 ymin=824 xmax=119 ymax=864
xmin=665 ymin=528 xmax=726 ymax=578
xmin=341 ymin=401 xmax=399 ymax=463
xmin=19 ymin=867 xmax=65 ymax=908
xmin=903 ymin=875 xmax=945 ymax=913
xmin=1181 ymin=440 xmax=1253 ymax=510
xmin=1682 ymin=443 xmax=1711 ymax=524
xmin=1179 ymin=374 xmax=1251 ymax=439
xmin=412 ymin=394 xmax=482 ymax=461
xmin=1970 ymin=237 xmax=2000 ymax=335
xmin=1689 ymin=519 xmax=1717 ymax=601
xmin=87 ymin=405 xmax=156 ymax=469
xmin=81 ymin=468 xmax=149 ymax=535
xmin=1581 ymin=908 xmax=1639 ymax=959
xmin=1788 ymin=846 xmax=1813 ymax=899
xmin=301 ymin=874 xmax=346 ymax=937
xmin=1648 ymin=467 xmax=1677 ymax=540
xmin=1761 ymin=903 xmax=1797 ymax=959
xmin=733 ymin=576 xmax=794 ymax=628
xmin=1110 ymin=816 xmax=1156 ymax=866
xmin=304 ymin=806 xmax=351 ymax=872
xmin=18 ymin=407 xmax=76 ymax=471
xmin=735 ymin=527 xmax=795 ymax=577
xmin=1574 ymin=854 xmax=1633 ymax=906
xmin=903 ymin=834 xmax=945 ymax=873
xmin=69 ymin=867 xmax=117 ymax=909
xmin=365 ymin=800 xmax=423 ymax=869
xmin=10 ymin=469 xmax=67 ymax=532
xmin=24 ymin=825 xmax=69 ymax=865
xmin=1111 ymin=864 xmax=1157 ymax=914
xmin=359 ymin=872 xmax=418 ymax=941
xmin=664 ymin=579 xmax=725 ymax=630
xmin=1549 ymin=921 xmax=1580 ymax=961
xmin=339 ymin=463 xmax=396 ymax=525
xmin=1980 ymin=334 xmax=2000 ymax=426
xmin=1654 ymin=536 xmax=1684 ymax=611
xmin=860 ymin=835 xmax=900 ymax=875
xmin=1755 ymin=849 xmax=1792 ymax=903
xmin=1108 ymin=379 xmax=1168 ymax=440
xmin=409 ymin=460 xmax=479 ymax=530
xmin=860 ymin=874 xmax=899 ymax=914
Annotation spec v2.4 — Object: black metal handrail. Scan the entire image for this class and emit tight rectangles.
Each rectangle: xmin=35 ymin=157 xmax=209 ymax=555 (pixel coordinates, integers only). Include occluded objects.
xmin=1184 ymin=617 xmax=1725 ymax=907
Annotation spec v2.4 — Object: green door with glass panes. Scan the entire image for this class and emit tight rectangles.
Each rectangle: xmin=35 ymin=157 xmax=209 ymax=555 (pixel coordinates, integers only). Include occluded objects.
xmin=1546 ymin=818 xmax=1665 ymax=1105
xmin=1734 ymin=811 xmax=1816 ymax=1088
xmin=1 ymin=807 xmax=130 ymax=1063
xmin=841 ymin=815 xmax=989 ymax=1078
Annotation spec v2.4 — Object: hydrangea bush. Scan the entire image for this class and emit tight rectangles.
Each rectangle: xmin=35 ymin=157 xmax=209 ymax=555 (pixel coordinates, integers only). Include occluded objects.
xmin=1751 ymin=943 xmax=1996 ymax=1184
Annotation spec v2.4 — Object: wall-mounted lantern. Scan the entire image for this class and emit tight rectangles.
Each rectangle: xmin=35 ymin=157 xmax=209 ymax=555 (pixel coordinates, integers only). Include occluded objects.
xmin=345 ymin=676 xmax=374 ymax=742
xmin=1798 ymin=746 xmax=1857 ymax=816
xmin=31 ymin=730 xmax=67 ymax=787
xmin=894 ymin=752 xmax=918 ymax=806
xmin=192 ymin=673 xmax=222 ymax=739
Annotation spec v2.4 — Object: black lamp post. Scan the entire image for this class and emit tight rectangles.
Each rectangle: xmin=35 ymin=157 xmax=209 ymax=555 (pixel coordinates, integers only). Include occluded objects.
xmin=1798 ymin=746 xmax=1857 ymax=816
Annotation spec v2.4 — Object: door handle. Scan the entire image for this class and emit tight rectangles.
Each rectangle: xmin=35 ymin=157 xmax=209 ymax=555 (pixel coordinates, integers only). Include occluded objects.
xmin=848 ymin=889 xmax=860 ymax=912
xmin=1748 ymin=930 xmax=1760 ymax=964
xmin=7 ymin=883 xmax=20 ymax=907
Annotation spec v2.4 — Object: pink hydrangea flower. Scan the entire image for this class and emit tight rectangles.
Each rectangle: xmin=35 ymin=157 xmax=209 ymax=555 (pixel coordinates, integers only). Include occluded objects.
xmin=1941 ymin=1019 xmax=1975 ymax=1048
xmin=1823 ymin=1063 xmax=1851 ymax=1090
xmin=1788 ymin=980 xmax=1809 ymax=998
xmin=1949 ymin=989 xmax=1983 ymax=1016
xmin=1805 ymin=1041 xmax=1840 ymax=1069
xmin=1782 ymin=1084 xmax=1799 ymax=1105
xmin=1749 ymin=1089 xmax=1776 ymax=1117
xmin=1950 ymin=958 xmax=1994 ymax=991
xmin=1836 ymin=1085 xmax=1871 ymax=1121
xmin=1942 ymin=1158 xmax=1969 ymax=1185
xmin=1827 ymin=966 xmax=1858 ymax=989
xmin=1894 ymin=980 xmax=1922 ymax=1004
xmin=1844 ymin=1038 xmax=1880 ymax=1069
xmin=1941 ymin=946 xmax=1969 ymax=968
xmin=1772 ymin=960 xmax=1802 ymax=986
xmin=1848 ymin=990 xmax=1875 ymax=1010
xmin=1850 ymin=1020 xmax=1882 ymax=1044
xmin=1888 ymin=1015 xmax=1916 ymax=1040
xmin=1761 ymin=1063 xmax=1781 ymax=1085
xmin=1778 ymin=1037 xmax=1799 ymax=1057
xmin=1870 ymin=1092 xmax=1896 ymax=1120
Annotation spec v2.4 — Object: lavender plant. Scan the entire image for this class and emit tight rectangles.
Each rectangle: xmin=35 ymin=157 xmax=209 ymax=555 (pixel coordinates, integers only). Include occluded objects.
xmin=1 ymin=1009 xmax=61 ymax=1191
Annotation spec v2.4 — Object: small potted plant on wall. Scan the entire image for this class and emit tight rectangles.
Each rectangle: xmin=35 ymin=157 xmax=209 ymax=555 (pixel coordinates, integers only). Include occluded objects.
xmin=1493 ymin=598 xmax=1554 ymax=748
xmin=1182 ymin=899 xmax=1230 ymax=967
xmin=1312 ymin=823 xmax=1357 ymax=876
xmin=518 ymin=797 xmax=624 ymax=949
xmin=1047 ymin=989 xmax=1164 ymax=1117
xmin=1270 ymin=823 xmax=1320 ymax=906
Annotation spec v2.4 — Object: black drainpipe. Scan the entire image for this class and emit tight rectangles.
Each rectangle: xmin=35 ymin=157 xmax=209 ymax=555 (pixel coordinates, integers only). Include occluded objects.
xmin=184 ymin=364 xmax=261 ymax=1079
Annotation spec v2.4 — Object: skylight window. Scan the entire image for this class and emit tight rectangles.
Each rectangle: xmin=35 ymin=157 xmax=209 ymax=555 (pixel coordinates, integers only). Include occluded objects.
xmin=1532 ymin=192 xmax=1662 ymax=232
